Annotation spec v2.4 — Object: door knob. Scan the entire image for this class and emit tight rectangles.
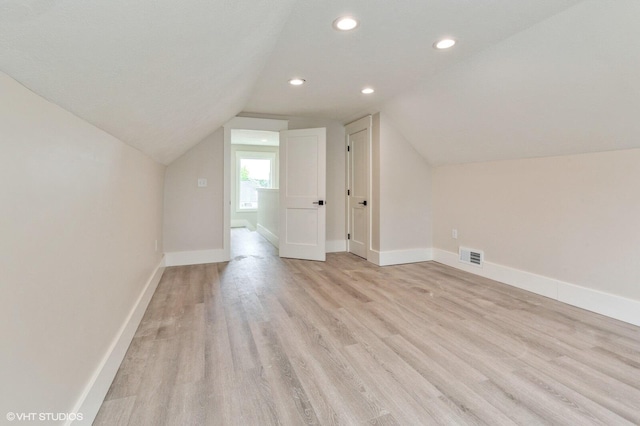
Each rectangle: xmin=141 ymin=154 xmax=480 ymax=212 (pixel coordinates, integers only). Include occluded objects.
xmin=358 ymin=200 xmax=367 ymax=206
xmin=313 ymin=200 xmax=325 ymax=206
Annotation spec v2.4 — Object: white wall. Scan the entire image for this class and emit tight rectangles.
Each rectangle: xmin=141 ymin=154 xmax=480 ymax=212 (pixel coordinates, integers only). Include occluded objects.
xmin=433 ymin=148 xmax=640 ymax=302
xmin=0 ymin=72 xmax=165 ymax=419
xmin=371 ymin=112 xmax=432 ymax=263
xmin=163 ymin=128 xmax=224 ymax=253
xmin=257 ymin=189 xmax=279 ymax=247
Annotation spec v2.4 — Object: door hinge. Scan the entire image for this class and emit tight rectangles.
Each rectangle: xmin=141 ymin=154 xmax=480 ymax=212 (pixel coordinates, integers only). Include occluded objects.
xmin=347 ymin=189 xmax=350 ymax=196
xmin=347 ymin=233 xmax=350 ymax=240
xmin=347 ymin=145 xmax=350 ymax=152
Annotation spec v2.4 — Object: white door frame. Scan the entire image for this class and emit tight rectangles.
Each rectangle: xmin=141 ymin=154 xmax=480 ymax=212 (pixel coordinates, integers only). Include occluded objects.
xmin=345 ymin=115 xmax=373 ymax=262
xmin=223 ymin=117 xmax=289 ymax=260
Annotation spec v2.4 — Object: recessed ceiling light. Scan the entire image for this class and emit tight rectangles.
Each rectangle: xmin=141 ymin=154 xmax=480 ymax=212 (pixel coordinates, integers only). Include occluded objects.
xmin=361 ymin=87 xmax=374 ymax=94
xmin=434 ymin=38 xmax=456 ymax=49
xmin=261 ymin=139 xmax=267 ymax=142
xmin=333 ymin=16 xmax=359 ymax=31
xmin=289 ymin=78 xmax=305 ymax=86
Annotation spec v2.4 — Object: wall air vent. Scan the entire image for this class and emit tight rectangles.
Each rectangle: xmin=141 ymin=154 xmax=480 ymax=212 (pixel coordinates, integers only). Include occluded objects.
xmin=459 ymin=247 xmax=483 ymax=267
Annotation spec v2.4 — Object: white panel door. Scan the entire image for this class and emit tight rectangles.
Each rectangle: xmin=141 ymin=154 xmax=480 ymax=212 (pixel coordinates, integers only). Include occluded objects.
xmin=279 ymin=128 xmax=326 ymax=261
xmin=347 ymin=123 xmax=369 ymax=259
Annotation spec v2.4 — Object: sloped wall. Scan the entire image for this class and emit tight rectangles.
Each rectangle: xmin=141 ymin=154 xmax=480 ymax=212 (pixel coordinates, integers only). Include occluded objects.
xmin=0 ymin=72 xmax=165 ymax=418
xmin=382 ymin=0 xmax=640 ymax=166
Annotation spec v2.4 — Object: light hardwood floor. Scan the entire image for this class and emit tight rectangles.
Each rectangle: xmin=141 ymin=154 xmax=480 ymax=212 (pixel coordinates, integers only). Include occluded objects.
xmin=95 ymin=228 xmax=640 ymax=425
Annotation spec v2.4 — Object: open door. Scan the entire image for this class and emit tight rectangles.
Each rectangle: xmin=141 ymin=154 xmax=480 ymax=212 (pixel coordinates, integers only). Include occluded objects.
xmin=279 ymin=128 xmax=326 ymax=261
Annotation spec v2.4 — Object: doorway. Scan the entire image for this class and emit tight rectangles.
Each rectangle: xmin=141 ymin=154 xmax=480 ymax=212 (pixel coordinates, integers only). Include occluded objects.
xmin=230 ymin=129 xmax=280 ymax=256
xmin=223 ymin=117 xmax=328 ymax=262
xmin=224 ymin=117 xmax=288 ymax=259
xmin=346 ymin=116 xmax=372 ymax=260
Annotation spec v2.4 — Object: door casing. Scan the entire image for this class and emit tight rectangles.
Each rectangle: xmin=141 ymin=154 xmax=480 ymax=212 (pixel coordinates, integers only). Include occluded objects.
xmin=345 ymin=115 xmax=372 ymax=262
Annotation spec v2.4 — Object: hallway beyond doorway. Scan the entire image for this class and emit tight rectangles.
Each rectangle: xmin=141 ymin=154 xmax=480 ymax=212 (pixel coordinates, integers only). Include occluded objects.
xmin=230 ymin=227 xmax=276 ymax=259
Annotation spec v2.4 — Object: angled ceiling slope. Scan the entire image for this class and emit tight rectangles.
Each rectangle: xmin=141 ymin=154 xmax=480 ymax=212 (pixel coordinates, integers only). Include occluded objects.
xmin=5 ymin=0 xmax=627 ymax=167
xmin=382 ymin=0 xmax=640 ymax=165
xmin=0 ymin=0 xmax=297 ymax=164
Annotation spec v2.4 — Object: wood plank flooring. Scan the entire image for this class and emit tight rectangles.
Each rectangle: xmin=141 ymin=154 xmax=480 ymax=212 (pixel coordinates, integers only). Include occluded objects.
xmin=95 ymin=228 xmax=640 ymax=425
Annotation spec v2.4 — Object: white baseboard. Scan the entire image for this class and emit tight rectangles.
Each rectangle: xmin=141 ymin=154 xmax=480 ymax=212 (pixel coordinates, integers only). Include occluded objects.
xmin=326 ymin=239 xmax=347 ymax=253
xmin=433 ymin=249 xmax=640 ymax=327
xmin=257 ymin=224 xmax=279 ymax=248
xmin=557 ymin=282 xmax=640 ymax=327
xmin=164 ymin=249 xmax=228 ymax=266
xmin=70 ymin=257 xmax=166 ymax=426
xmin=369 ymin=248 xmax=433 ymax=266
xmin=231 ymin=219 xmax=255 ymax=231
xmin=432 ymin=249 xmax=558 ymax=299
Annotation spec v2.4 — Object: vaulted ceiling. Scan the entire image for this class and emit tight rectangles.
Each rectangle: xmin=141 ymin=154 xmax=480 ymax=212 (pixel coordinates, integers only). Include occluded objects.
xmin=2 ymin=0 xmax=638 ymax=165
xmin=382 ymin=0 xmax=640 ymax=165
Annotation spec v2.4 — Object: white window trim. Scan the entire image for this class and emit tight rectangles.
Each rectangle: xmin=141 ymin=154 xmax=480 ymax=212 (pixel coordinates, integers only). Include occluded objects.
xmin=235 ymin=151 xmax=277 ymax=213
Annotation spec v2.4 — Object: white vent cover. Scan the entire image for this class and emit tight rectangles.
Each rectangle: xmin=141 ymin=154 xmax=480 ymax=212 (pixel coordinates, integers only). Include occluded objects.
xmin=459 ymin=247 xmax=484 ymax=267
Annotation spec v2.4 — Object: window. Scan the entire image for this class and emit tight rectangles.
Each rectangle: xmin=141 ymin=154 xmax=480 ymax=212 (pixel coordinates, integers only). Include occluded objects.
xmin=236 ymin=151 xmax=276 ymax=211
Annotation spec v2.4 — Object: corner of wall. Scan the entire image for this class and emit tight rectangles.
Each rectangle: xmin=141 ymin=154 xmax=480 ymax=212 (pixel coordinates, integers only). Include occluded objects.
xmin=369 ymin=248 xmax=433 ymax=267
xmin=373 ymin=112 xmax=432 ymax=255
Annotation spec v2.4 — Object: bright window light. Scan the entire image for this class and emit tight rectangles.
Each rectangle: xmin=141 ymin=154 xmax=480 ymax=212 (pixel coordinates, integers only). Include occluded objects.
xmin=236 ymin=152 xmax=276 ymax=211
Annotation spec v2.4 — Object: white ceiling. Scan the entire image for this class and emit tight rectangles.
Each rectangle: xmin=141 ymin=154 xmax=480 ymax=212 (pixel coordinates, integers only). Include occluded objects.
xmin=0 ymin=0 xmax=296 ymax=164
xmin=3 ymin=0 xmax=638 ymax=166
xmin=244 ymin=0 xmax=583 ymax=121
xmin=382 ymin=0 xmax=640 ymax=165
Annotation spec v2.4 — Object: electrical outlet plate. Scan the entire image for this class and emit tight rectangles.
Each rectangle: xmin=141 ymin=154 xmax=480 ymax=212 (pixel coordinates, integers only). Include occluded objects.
xmin=452 ymin=229 xmax=458 ymax=239
xmin=197 ymin=178 xmax=208 ymax=187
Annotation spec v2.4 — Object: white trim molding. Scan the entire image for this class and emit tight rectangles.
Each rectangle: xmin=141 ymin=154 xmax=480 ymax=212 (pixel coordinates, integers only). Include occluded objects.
xmin=164 ymin=249 xmax=228 ymax=266
xmin=433 ymin=249 xmax=640 ymax=327
xmin=433 ymin=249 xmax=557 ymax=299
xmin=71 ymin=257 xmax=166 ymax=426
xmin=557 ymin=282 xmax=640 ymax=327
xmin=326 ymin=239 xmax=347 ymax=253
xmin=345 ymin=115 xmax=373 ymax=264
xmin=257 ymin=224 xmax=279 ymax=248
xmin=369 ymin=248 xmax=433 ymax=266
